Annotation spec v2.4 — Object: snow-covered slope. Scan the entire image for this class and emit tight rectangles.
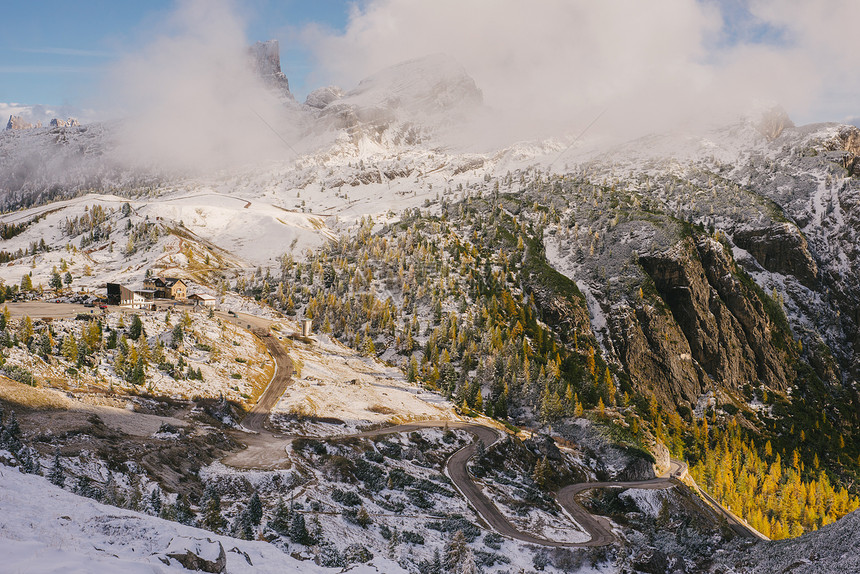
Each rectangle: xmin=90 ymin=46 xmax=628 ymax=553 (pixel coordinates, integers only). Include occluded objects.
xmin=0 ymin=466 xmax=399 ymax=573
xmin=719 ymin=509 xmax=860 ymax=573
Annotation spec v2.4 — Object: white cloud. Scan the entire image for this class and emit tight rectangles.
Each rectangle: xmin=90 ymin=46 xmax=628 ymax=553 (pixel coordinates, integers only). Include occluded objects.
xmin=99 ymin=0 xmax=302 ymax=173
xmin=300 ymin=0 xmax=859 ymax=141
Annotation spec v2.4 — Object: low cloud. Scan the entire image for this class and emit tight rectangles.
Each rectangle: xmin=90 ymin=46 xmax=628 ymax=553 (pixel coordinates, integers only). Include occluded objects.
xmin=301 ymin=0 xmax=860 ymax=142
xmin=91 ymin=0 xmax=860 ymax=167
xmin=101 ymin=0 xmax=301 ymax=173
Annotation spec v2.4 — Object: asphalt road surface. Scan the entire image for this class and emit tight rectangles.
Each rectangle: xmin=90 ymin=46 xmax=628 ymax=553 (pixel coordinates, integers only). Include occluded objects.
xmin=239 ymin=329 xmax=293 ymax=433
xmin=224 ymin=325 xmax=765 ymax=546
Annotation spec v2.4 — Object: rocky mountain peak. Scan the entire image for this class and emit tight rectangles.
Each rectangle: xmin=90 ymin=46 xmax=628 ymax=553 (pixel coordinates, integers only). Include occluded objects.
xmin=757 ymin=106 xmax=794 ymax=141
xmin=6 ymin=115 xmax=42 ymax=130
xmin=49 ymin=118 xmax=79 ymax=128
xmin=305 ymin=86 xmax=345 ymax=109
xmin=248 ymin=39 xmax=293 ymax=100
xmin=344 ymin=53 xmax=483 ymax=117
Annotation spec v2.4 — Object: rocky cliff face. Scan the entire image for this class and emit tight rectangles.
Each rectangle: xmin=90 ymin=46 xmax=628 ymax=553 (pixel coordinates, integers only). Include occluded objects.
xmin=733 ymin=223 xmax=819 ymax=289
xmin=48 ymin=118 xmax=79 ymax=128
xmin=248 ymin=40 xmax=292 ymax=100
xmin=305 ymin=86 xmax=344 ymax=109
xmin=6 ymin=115 xmax=41 ymax=130
xmin=624 ymin=237 xmax=794 ymax=407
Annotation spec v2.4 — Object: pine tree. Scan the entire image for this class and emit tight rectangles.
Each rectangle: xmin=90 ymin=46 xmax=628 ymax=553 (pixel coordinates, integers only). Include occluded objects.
xmin=172 ymin=324 xmax=184 ymax=348
xmin=19 ymin=446 xmax=40 ymax=475
xmin=445 ymin=530 xmax=469 ymax=571
xmin=269 ymin=498 xmax=291 ymax=534
xmin=1 ymin=410 xmax=21 ymax=451
xmin=61 ymin=333 xmax=78 ymax=362
xmin=174 ymin=493 xmax=194 ymax=525
xmin=289 ymin=510 xmax=311 ymax=545
xmin=248 ymin=491 xmax=263 ymax=526
xmin=233 ymin=507 xmax=255 ymax=540
xmin=50 ymin=268 xmax=62 ymax=290
xmin=149 ymin=486 xmax=162 ymax=516
xmin=102 ymin=471 xmax=119 ymax=506
xmin=129 ymin=315 xmax=144 ymax=340
xmin=200 ymin=485 xmax=225 ymax=533
xmin=48 ymin=448 xmax=65 ymax=487
xmin=532 ymin=457 xmax=549 ymax=489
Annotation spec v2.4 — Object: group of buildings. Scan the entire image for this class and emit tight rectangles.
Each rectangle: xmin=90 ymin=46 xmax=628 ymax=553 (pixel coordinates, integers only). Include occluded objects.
xmin=106 ymin=276 xmax=216 ymax=309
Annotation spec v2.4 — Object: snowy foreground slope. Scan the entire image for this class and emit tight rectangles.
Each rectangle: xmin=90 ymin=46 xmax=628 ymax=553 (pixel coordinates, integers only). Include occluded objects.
xmin=0 ymin=466 xmax=401 ymax=574
xmin=717 ymin=508 xmax=860 ymax=573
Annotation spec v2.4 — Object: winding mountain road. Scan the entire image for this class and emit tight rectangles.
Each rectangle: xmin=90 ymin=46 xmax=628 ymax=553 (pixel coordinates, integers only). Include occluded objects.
xmin=223 ymin=327 xmax=764 ymax=546
xmin=240 ymin=328 xmax=292 ymax=433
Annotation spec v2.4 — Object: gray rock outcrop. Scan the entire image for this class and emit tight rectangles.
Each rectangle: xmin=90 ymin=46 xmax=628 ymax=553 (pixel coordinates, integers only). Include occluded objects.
xmin=6 ymin=115 xmax=41 ymax=130
xmin=248 ymin=39 xmax=293 ymax=100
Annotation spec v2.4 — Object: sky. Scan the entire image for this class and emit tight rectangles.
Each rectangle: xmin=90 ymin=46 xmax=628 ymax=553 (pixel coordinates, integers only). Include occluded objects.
xmin=0 ymin=1 xmax=350 ymax=111
xmin=0 ymin=0 xmax=858 ymax=134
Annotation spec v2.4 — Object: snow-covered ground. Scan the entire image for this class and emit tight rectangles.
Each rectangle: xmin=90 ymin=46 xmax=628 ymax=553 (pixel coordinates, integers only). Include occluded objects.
xmin=0 ymin=465 xmax=401 ymax=573
xmin=272 ymin=333 xmax=454 ymax=434
xmin=1 ymin=308 xmax=272 ymax=405
xmin=478 ymin=476 xmax=590 ymax=544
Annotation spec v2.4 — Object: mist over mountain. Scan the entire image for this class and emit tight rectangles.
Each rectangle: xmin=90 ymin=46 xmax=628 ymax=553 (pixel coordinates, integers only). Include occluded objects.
xmin=2 ymin=2 xmax=860 ymax=573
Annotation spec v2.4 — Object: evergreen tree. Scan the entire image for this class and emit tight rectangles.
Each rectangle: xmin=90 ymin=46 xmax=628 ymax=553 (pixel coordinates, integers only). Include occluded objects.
xmin=248 ymin=491 xmax=263 ymax=526
xmin=75 ymin=476 xmax=98 ymax=499
xmin=233 ymin=507 xmax=255 ymax=540
xmin=38 ymin=331 xmax=52 ymax=357
xmin=50 ymin=268 xmax=62 ymax=290
xmin=268 ymin=498 xmax=291 ymax=535
xmin=174 ymin=493 xmax=194 ymax=525
xmin=19 ymin=446 xmax=40 ymax=475
xmin=129 ymin=315 xmax=144 ymax=340
xmin=289 ymin=510 xmax=311 ymax=545
xmin=61 ymin=333 xmax=78 ymax=362
xmin=102 ymin=471 xmax=119 ymax=506
xmin=149 ymin=486 xmax=162 ymax=516
xmin=445 ymin=530 xmax=469 ymax=572
xmin=48 ymin=448 xmax=65 ymax=487
xmin=532 ymin=457 xmax=550 ymax=489
xmin=200 ymin=485 xmax=225 ymax=533
xmin=172 ymin=324 xmax=184 ymax=348
xmin=0 ymin=410 xmax=21 ymax=451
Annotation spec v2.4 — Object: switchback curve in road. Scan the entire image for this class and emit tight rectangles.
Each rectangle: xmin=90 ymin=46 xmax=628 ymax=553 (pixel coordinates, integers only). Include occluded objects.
xmin=222 ymin=327 xmax=760 ymax=546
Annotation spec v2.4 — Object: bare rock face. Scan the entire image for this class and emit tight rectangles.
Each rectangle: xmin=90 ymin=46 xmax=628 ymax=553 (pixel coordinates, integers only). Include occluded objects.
xmin=305 ymin=86 xmax=345 ymax=109
xmin=615 ymin=303 xmax=703 ymax=408
xmin=165 ymin=537 xmax=226 ymax=573
xmin=733 ymin=223 xmax=819 ymax=289
xmin=632 ymin=548 xmax=670 ymax=574
xmin=248 ymin=39 xmax=293 ymax=100
xmin=757 ymin=106 xmax=794 ymax=141
xmin=824 ymin=125 xmax=860 ymax=176
xmin=6 ymin=115 xmax=41 ymax=130
xmin=627 ymin=237 xmax=794 ymax=406
xmin=524 ymin=433 xmax=563 ymax=461
xmin=50 ymin=118 xmax=66 ymax=128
